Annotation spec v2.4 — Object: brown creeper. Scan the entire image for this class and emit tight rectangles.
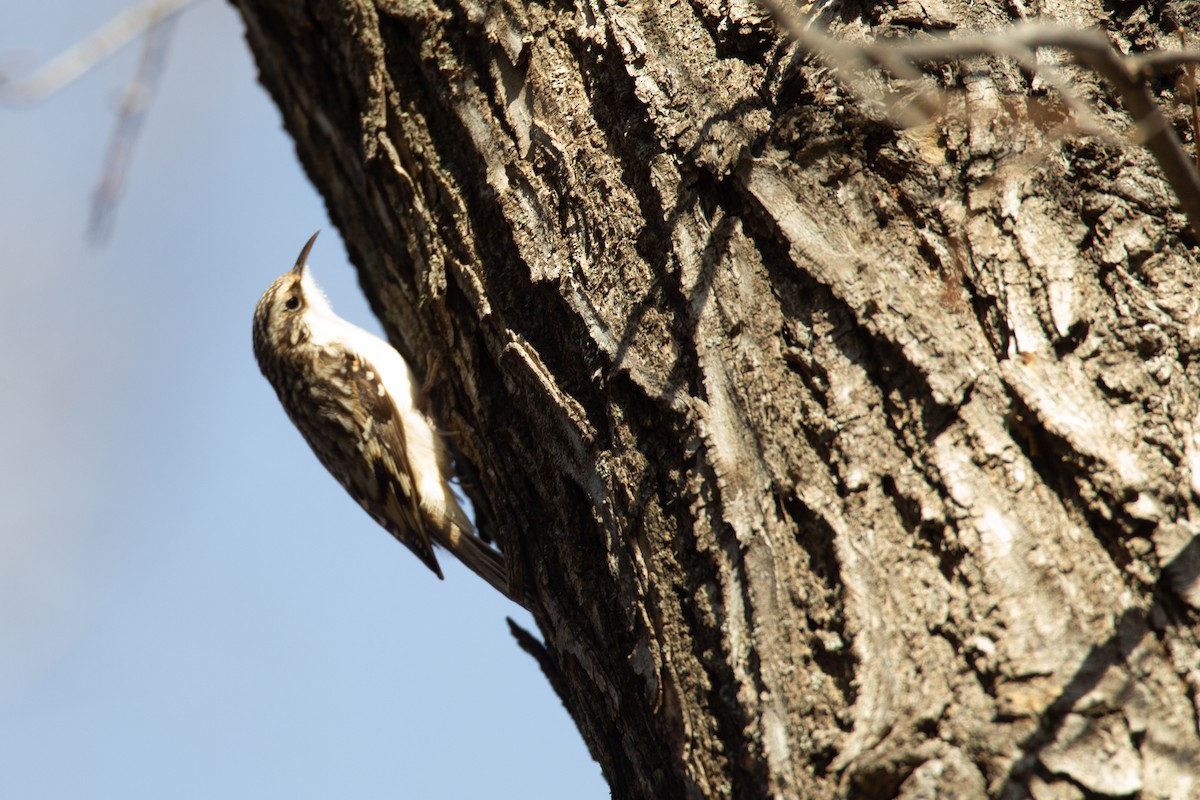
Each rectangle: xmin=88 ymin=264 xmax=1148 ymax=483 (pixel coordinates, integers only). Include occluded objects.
xmin=253 ymin=232 xmax=515 ymax=602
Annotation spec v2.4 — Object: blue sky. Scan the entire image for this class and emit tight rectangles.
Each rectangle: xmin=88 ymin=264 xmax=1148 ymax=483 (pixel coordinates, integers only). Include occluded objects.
xmin=0 ymin=2 xmax=605 ymax=796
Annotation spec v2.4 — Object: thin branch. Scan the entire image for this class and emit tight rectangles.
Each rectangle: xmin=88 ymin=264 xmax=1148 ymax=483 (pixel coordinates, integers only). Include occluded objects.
xmin=88 ymin=7 xmax=182 ymax=243
xmin=759 ymin=10 xmax=1200 ymax=237
xmin=1001 ymin=26 xmax=1200 ymax=238
xmin=1122 ymin=49 xmax=1200 ymax=76
xmin=1177 ymin=26 xmax=1200 ymax=173
xmin=0 ymin=0 xmax=200 ymax=104
xmin=0 ymin=1 xmax=200 ymax=242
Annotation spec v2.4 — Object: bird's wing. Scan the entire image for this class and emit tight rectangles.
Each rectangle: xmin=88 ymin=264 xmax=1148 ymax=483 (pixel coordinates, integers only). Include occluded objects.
xmin=298 ymin=349 xmax=443 ymax=578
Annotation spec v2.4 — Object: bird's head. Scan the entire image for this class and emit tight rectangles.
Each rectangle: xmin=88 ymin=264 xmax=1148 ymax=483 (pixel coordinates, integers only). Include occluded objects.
xmin=252 ymin=231 xmax=336 ymax=365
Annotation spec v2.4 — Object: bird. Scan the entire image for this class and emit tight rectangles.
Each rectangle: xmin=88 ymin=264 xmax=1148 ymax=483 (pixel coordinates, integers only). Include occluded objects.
xmin=252 ymin=231 xmax=516 ymax=602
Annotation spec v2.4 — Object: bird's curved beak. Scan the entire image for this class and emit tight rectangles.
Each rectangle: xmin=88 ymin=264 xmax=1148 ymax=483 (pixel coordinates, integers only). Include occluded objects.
xmin=292 ymin=230 xmax=320 ymax=277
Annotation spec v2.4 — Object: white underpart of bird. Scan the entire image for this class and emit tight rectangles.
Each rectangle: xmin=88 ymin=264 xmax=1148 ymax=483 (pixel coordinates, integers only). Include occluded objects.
xmin=296 ymin=270 xmax=463 ymax=530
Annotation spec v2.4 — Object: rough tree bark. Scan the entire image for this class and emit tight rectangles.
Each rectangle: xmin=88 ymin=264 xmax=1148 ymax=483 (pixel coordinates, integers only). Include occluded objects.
xmin=230 ymin=0 xmax=1200 ymax=797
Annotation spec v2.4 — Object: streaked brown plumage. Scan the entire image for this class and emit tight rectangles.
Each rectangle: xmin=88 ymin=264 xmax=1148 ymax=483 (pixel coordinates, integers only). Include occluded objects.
xmin=252 ymin=232 xmax=514 ymax=601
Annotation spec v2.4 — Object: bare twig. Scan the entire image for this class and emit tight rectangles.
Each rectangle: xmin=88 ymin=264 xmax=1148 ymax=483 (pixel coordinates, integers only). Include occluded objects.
xmin=759 ymin=0 xmax=939 ymax=127
xmin=1127 ymin=49 xmax=1200 ymax=75
xmin=0 ymin=0 xmax=200 ymax=104
xmin=991 ymin=26 xmax=1200 ymax=236
xmin=1177 ymin=26 xmax=1200 ymax=172
xmin=88 ymin=6 xmax=183 ymax=243
xmin=0 ymin=1 xmax=201 ymax=242
xmin=758 ymin=8 xmax=1200 ymax=237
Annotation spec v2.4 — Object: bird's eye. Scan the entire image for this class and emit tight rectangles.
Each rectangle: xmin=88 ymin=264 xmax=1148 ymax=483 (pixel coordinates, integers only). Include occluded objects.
xmin=284 ymin=296 xmax=301 ymax=311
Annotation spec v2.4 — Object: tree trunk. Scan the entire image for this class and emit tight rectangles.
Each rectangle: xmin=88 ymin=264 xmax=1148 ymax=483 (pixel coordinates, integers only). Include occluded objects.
xmin=229 ymin=0 xmax=1200 ymax=797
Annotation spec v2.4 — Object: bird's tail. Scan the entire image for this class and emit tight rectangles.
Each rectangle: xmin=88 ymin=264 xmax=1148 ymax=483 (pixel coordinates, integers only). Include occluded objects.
xmin=441 ymin=521 xmax=527 ymax=608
